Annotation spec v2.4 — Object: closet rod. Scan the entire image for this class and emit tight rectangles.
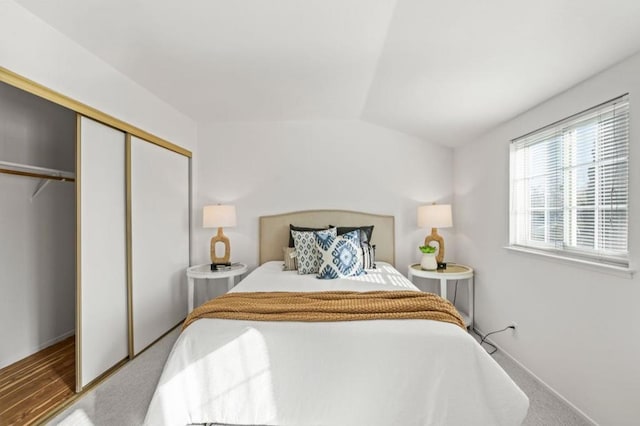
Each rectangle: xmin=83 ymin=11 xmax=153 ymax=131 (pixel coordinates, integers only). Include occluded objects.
xmin=0 ymin=160 xmax=75 ymax=182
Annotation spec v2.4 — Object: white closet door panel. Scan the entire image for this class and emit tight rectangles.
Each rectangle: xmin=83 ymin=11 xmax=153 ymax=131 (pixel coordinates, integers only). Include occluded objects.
xmin=79 ymin=117 xmax=128 ymax=388
xmin=131 ymin=136 xmax=189 ymax=355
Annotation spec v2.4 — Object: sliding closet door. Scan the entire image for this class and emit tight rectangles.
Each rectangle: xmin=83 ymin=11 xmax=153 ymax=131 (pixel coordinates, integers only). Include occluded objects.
xmin=130 ymin=136 xmax=189 ymax=355
xmin=77 ymin=116 xmax=128 ymax=390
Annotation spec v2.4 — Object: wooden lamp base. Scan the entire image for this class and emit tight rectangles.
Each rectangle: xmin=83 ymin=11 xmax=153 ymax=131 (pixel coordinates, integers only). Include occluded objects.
xmin=210 ymin=227 xmax=231 ymax=264
xmin=424 ymin=227 xmax=445 ymax=265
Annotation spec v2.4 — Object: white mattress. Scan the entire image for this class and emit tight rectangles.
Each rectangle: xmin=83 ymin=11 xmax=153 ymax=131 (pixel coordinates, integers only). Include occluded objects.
xmin=144 ymin=262 xmax=529 ymax=426
xmin=230 ymin=261 xmax=420 ymax=293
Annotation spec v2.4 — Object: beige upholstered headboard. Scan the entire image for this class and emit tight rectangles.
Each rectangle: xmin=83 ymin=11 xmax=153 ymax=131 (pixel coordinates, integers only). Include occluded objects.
xmin=259 ymin=210 xmax=395 ymax=266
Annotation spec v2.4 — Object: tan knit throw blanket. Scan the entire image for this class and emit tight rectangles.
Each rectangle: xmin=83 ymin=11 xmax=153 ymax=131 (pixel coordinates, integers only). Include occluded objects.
xmin=183 ymin=291 xmax=465 ymax=330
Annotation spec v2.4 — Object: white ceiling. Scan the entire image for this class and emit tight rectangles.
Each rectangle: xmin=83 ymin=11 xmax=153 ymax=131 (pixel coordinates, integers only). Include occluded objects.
xmin=14 ymin=0 xmax=640 ymax=146
xmin=363 ymin=0 xmax=640 ymax=145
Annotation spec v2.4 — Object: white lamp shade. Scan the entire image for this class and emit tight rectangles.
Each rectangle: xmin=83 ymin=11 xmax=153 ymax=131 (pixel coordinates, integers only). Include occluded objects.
xmin=418 ymin=204 xmax=452 ymax=229
xmin=203 ymin=205 xmax=237 ymax=228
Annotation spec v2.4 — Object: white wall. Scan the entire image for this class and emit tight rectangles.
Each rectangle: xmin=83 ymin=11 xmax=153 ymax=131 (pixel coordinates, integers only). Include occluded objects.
xmin=195 ymin=120 xmax=453 ymax=300
xmin=0 ymin=82 xmax=76 ymax=368
xmin=454 ymin=52 xmax=640 ymax=425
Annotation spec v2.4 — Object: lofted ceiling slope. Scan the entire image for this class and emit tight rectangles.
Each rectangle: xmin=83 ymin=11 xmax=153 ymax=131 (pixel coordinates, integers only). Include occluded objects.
xmin=13 ymin=0 xmax=640 ymax=146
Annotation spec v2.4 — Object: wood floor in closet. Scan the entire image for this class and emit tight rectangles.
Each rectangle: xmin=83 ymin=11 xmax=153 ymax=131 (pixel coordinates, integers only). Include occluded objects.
xmin=0 ymin=336 xmax=75 ymax=425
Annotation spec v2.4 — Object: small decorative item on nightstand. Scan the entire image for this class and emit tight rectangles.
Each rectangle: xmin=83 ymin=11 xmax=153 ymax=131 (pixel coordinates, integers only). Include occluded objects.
xmin=419 ymin=245 xmax=438 ymax=270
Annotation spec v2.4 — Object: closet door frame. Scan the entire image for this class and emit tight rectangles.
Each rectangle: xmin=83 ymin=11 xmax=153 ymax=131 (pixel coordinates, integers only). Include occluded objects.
xmin=126 ymin=135 xmax=134 ymax=358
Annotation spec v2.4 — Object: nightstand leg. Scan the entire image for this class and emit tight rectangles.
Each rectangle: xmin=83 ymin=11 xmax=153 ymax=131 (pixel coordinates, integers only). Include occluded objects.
xmin=440 ymin=277 xmax=447 ymax=300
xmin=188 ymin=277 xmax=194 ymax=312
xmin=469 ymin=276 xmax=474 ymax=329
xmin=227 ymin=276 xmax=234 ymax=292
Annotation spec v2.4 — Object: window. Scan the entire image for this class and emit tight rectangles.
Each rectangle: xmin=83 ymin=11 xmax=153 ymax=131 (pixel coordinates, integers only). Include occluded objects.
xmin=510 ymin=95 xmax=629 ymax=267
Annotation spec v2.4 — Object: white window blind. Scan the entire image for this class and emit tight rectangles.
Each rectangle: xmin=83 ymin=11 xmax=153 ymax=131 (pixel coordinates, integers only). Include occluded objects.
xmin=510 ymin=95 xmax=629 ymax=267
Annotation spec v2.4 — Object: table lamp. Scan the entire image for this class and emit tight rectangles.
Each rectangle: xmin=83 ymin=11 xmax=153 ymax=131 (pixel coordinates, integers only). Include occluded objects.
xmin=418 ymin=204 xmax=452 ymax=266
xmin=203 ymin=205 xmax=237 ymax=265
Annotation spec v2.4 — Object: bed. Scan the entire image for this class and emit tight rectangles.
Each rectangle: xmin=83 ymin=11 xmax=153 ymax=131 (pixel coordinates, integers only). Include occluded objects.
xmin=144 ymin=210 xmax=529 ymax=426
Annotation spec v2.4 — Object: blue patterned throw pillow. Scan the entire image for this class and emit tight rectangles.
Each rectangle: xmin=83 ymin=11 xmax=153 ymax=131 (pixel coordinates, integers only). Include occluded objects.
xmin=292 ymin=228 xmax=337 ymax=275
xmin=316 ymin=230 xmax=365 ymax=279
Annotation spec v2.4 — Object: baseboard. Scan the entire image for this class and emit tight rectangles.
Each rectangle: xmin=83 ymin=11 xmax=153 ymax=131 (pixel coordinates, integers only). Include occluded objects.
xmin=474 ymin=326 xmax=599 ymax=426
xmin=0 ymin=329 xmax=75 ymax=370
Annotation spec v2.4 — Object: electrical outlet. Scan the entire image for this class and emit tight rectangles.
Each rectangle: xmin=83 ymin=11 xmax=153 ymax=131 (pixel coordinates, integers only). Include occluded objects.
xmin=509 ymin=321 xmax=518 ymax=331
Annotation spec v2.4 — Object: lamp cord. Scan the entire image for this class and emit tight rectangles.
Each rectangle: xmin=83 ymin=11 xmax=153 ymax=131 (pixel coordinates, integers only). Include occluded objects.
xmin=472 ymin=326 xmax=515 ymax=355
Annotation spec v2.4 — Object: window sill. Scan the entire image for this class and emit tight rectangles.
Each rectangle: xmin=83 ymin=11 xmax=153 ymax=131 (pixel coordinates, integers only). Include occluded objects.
xmin=503 ymin=246 xmax=634 ymax=278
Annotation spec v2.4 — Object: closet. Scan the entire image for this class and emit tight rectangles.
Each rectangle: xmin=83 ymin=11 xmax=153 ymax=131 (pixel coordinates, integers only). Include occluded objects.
xmin=0 ymin=68 xmax=191 ymax=424
xmin=0 ymin=81 xmax=77 ymax=424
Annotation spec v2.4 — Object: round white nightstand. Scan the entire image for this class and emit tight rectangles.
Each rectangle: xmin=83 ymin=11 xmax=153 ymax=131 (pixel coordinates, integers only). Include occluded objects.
xmin=408 ymin=263 xmax=474 ymax=329
xmin=186 ymin=263 xmax=248 ymax=312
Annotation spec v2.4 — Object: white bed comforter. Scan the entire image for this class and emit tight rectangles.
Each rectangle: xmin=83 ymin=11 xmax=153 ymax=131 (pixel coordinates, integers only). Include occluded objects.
xmin=144 ymin=262 xmax=528 ymax=426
